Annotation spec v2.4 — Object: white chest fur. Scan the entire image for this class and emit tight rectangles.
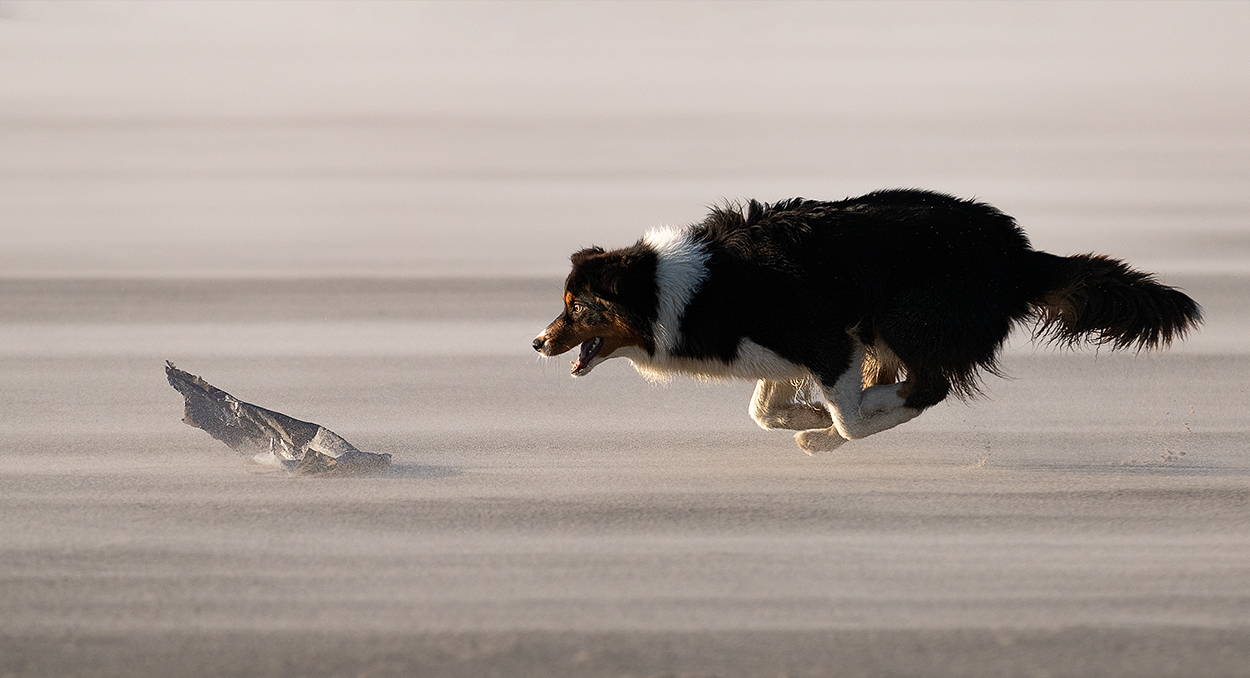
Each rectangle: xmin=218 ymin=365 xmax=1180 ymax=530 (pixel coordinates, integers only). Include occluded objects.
xmin=631 ymin=226 xmax=808 ymax=382
xmin=642 ymin=226 xmax=711 ymax=355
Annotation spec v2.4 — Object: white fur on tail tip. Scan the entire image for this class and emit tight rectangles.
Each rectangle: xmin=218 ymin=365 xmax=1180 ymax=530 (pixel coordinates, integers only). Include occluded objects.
xmin=643 ymin=226 xmax=710 ymax=355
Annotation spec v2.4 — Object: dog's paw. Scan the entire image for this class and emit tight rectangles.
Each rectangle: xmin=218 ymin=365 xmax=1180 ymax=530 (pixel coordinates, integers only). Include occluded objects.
xmin=795 ymin=428 xmax=847 ymax=455
xmin=788 ymin=406 xmax=834 ymax=430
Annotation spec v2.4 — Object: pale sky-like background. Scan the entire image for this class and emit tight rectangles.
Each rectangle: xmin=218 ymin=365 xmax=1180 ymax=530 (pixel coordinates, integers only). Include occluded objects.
xmin=1 ymin=0 xmax=1247 ymax=277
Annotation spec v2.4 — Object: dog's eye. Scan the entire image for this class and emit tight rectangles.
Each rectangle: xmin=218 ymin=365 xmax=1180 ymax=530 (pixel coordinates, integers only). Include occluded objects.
xmin=570 ymin=302 xmax=585 ymax=314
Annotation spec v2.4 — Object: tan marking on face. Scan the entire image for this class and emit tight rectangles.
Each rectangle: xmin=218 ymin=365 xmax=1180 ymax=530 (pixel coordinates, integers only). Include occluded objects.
xmin=592 ymin=312 xmax=647 ymax=359
xmin=538 ymin=302 xmax=647 ymax=360
xmin=536 ymin=316 xmax=582 ymax=356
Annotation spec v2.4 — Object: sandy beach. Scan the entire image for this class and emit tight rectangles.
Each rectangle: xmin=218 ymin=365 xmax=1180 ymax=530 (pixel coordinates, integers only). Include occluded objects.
xmin=2 ymin=2 xmax=1248 ymax=675
xmin=1 ymin=275 xmax=1248 ymax=677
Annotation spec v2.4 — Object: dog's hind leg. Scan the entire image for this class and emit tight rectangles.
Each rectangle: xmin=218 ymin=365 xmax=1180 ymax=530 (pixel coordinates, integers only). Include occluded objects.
xmin=794 ymin=339 xmax=923 ymax=453
xmin=749 ymin=378 xmax=833 ymax=431
xmin=862 ymin=340 xmax=902 ymax=388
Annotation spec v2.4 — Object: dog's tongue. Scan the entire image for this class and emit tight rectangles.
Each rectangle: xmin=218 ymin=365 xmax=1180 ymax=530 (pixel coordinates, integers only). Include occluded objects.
xmin=571 ymin=337 xmax=604 ymax=374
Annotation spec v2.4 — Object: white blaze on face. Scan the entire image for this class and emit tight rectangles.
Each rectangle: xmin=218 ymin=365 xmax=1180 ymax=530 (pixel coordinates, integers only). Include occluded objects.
xmin=642 ymin=226 xmax=710 ymax=356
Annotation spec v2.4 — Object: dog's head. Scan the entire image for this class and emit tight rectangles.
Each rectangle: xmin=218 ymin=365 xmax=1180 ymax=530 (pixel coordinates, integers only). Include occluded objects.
xmin=532 ymin=244 xmax=658 ymax=376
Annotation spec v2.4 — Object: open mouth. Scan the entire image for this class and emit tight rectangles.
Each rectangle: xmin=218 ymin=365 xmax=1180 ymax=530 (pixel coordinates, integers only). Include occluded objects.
xmin=571 ymin=337 xmax=604 ymax=376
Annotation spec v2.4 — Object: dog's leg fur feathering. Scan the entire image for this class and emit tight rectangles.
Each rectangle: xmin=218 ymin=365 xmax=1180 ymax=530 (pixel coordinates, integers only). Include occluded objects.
xmin=749 ymin=379 xmax=833 ymax=431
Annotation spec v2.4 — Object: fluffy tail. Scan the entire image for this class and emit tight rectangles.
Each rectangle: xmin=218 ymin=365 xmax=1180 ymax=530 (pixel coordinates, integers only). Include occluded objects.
xmin=1025 ymin=251 xmax=1202 ymax=350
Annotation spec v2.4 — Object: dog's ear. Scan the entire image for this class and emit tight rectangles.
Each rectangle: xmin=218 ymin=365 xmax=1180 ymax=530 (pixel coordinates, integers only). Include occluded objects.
xmin=570 ymin=246 xmax=606 ymax=266
xmin=568 ymin=247 xmax=610 ymax=292
xmin=588 ymin=251 xmax=657 ymax=305
xmin=603 ymin=253 xmax=654 ymax=303
xmin=567 ymin=246 xmax=657 ymax=314
xmin=565 ymin=247 xmax=610 ymax=298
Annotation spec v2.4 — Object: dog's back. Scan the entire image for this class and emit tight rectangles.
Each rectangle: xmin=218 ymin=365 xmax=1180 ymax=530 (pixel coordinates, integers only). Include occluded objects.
xmin=679 ymin=189 xmax=1200 ymax=408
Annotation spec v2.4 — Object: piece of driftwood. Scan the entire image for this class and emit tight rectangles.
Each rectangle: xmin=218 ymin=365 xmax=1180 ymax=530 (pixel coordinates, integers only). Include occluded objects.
xmin=165 ymin=361 xmax=390 ymax=475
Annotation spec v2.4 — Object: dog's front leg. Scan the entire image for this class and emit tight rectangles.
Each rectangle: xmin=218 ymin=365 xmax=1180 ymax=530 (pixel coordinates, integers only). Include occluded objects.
xmin=749 ymin=379 xmax=833 ymax=431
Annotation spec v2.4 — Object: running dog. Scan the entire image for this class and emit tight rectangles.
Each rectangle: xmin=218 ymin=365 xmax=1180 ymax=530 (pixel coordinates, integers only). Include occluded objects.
xmin=532 ymin=189 xmax=1202 ymax=452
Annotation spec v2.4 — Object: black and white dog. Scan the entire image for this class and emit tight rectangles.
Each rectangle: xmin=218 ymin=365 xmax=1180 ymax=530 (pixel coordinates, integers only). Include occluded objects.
xmin=532 ymin=189 xmax=1202 ymax=452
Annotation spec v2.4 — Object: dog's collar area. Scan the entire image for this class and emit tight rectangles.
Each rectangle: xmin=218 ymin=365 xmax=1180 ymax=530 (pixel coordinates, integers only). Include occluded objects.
xmin=571 ymin=337 xmax=604 ymax=375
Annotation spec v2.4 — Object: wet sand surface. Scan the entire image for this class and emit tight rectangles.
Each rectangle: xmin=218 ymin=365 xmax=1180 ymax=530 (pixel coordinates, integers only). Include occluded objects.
xmin=2 ymin=276 xmax=1248 ymax=677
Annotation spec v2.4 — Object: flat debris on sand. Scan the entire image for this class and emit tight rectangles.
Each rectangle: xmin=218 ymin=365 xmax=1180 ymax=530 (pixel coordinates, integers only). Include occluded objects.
xmin=165 ymin=361 xmax=391 ymax=475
